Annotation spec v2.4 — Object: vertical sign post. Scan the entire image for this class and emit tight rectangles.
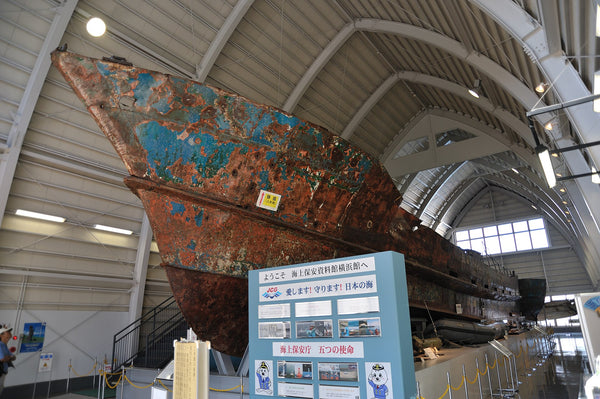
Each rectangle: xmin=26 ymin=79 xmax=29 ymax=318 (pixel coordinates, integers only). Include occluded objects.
xmin=248 ymin=251 xmax=417 ymax=399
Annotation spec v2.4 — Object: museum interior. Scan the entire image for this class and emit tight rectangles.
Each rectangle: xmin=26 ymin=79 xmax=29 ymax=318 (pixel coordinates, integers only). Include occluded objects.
xmin=1 ymin=0 xmax=600 ymax=398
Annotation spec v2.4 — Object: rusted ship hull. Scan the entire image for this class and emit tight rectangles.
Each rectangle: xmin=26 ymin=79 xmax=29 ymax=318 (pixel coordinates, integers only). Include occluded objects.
xmin=52 ymin=50 xmax=520 ymax=357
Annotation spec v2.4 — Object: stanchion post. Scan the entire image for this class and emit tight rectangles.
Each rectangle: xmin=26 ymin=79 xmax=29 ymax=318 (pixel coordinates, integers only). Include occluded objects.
xmin=101 ymin=370 xmax=106 ymax=399
xmin=120 ymin=367 xmax=124 ymax=399
xmin=506 ymin=356 xmax=515 ymax=393
xmin=475 ymin=358 xmax=483 ymax=399
xmin=97 ymin=368 xmax=101 ymax=399
xmin=447 ymin=371 xmax=453 ymax=399
xmin=485 ymin=354 xmax=492 ymax=397
xmin=495 ymin=352 xmax=503 ymax=396
xmin=502 ymin=356 xmax=511 ymax=392
xmin=416 ymin=380 xmax=421 ymax=399
xmin=462 ymin=364 xmax=469 ymax=399
xmin=511 ymin=354 xmax=519 ymax=387
xmin=67 ymin=359 xmax=71 ymax=394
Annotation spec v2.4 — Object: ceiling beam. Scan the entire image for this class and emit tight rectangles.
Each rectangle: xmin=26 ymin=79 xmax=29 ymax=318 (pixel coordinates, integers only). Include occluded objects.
xmin=537 ymin=0 xmax=562 ymax=55
xmin=196 ymin=0 xmax=255 ymax=82
xmin=128 ymin=213 xmax=153 ymax=324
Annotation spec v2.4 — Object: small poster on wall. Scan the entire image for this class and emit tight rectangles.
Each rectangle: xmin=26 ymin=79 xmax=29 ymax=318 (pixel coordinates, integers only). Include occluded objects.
xmin=19 ymin=322 xmax=46 ymax=353
xmin=365 ymin=362 xmax=393 ymax=399
xmin=255 ymin=360 xmax=274 ymax=396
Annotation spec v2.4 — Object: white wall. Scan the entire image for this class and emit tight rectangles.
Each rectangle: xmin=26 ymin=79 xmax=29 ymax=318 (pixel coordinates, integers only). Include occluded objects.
xmin=454 ymin=187 xmax=593 ymax=295
xmin=0 ymin=309 xmax=129 ymax=388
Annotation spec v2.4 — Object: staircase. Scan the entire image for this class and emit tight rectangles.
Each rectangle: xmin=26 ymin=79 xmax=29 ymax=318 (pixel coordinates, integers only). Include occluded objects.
xmin=111 ymin=297 xmax=188 ymax=371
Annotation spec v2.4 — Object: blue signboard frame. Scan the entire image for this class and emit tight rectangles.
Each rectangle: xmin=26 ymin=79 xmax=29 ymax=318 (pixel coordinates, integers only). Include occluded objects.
xmin=248 ymin=251 xmax=416 ymax=399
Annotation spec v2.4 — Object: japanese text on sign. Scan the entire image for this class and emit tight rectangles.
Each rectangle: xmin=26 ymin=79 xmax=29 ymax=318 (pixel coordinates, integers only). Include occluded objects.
xmin=259 ymin=256 xmax=375 ymax=283
xmin=272 ymin=342 xmax=364 ymax=358
xmin=259 ymin=275 xmax=377 ymax=302
xmin=256 ymin=190 xmax=281 ymax=212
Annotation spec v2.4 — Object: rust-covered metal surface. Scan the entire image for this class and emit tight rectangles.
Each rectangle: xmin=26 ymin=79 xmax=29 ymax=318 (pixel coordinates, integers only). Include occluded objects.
xmin=52 ymin=50 xmax=521 ymax=357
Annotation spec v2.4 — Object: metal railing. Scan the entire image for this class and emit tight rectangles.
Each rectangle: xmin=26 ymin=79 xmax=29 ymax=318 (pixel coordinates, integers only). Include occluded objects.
xmin=111 ymin=296 xmax=187 ymax=371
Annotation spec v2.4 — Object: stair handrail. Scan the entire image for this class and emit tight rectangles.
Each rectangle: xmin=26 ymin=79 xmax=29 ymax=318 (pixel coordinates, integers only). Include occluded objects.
xmin=111 ymin=296 xmax=183 ymax=370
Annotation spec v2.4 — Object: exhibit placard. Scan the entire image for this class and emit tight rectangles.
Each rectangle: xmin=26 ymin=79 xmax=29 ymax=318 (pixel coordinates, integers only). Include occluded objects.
xmin=249 ymin=251 xmax=417 ymax=399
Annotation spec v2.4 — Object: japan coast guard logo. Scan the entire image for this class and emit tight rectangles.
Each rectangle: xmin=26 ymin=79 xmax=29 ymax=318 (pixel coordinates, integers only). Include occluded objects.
xmin=255 ymin=360 xmax=273 ymax=395
xmin=368 ymin=364 xmax=389 ymax=399
xmin=262 ymin=287 xmax=281 ymax=299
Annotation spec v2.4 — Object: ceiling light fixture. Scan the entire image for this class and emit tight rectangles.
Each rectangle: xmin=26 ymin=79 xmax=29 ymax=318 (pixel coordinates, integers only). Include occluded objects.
xmin=86 ymin=17 xmax=106 ymax=37
xmin=593 ymin=166 xmax=600 ymax=184
xmin=468 ymin=79 xmax=481 ymax=98
xmin=16 ymin=209 xmax=65 ymax=223
xmin=93 ymin=224 xmax=133 ymax=235
xmin=536 ymin=145 xmax=556 ymax=188
xmin=544 ymin=121 xmax=553 ymax=130
xmin=526 ymin=94 xmax=600 ymax=187
xmin=535 ymin=83 xmax=548 ymax=93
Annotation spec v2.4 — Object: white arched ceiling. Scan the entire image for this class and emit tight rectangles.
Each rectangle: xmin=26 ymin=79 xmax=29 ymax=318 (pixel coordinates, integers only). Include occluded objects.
xmin=282 ymin=18 xmax=554 ymax=130
xmin=344 ymin=72 xmax=533 ymax=148
xmin=471 ymin=0 xmax=600 ymax=286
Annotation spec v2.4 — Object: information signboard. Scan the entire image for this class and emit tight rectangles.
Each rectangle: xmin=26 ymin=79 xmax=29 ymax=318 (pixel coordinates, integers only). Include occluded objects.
xmin=249 ymin=251 xmax=417 ymax=399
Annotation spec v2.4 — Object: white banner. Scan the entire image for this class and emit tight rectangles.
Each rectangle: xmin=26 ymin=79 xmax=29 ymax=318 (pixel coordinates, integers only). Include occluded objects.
xmin=259 ymin=256 xmax=375 ymax=284
xmin=259 ymin=275 xmax=377 ymax=302
xmin=272 ymin=342 xmax=364 ymax=358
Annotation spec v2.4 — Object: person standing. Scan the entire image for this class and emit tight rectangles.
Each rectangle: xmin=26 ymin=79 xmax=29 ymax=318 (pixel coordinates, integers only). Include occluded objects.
xmin=0 ymin=327 xmax=16 ymax=397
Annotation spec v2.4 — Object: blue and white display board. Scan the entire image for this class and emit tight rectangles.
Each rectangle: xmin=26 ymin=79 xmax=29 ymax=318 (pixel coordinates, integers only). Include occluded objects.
xmin=248 ymin=251 xmax=416 ymax=399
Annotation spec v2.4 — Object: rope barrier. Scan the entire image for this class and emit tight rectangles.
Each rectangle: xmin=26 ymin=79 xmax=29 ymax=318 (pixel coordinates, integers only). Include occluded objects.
xmin=88 ymin=368 xmax=244 ymax=393
xmin=157 ymin=379 xmax=173 ymax=392
xmin=478 ymin=365 xmax=488 ymax=376
xmin=210 ymin=384 xmax=242 ymax=392
xmin=449 ymin=375 xmax=465 ymax=391
xmin=465 ymin=369 xmax=478 ymax=385
xmin=68 ymin=362 xmax=98 ymax=377
xmin=435 ymin=385 xmax=450 ymax=399
xmin=123 ymin=374 xmax=154 ymax=389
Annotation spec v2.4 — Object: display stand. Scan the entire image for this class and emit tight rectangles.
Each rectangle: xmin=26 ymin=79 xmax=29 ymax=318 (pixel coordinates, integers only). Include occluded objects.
xmin=248 ymin=251 xmax=416 ymax=399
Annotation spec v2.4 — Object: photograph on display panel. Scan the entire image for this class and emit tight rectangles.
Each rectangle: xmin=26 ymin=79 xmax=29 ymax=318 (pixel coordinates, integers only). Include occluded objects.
xmin=295 ymin=320 xmax=333 ymax=338
xmin=317 ymin=362 xmax=359 ymax=382
xmin=277 ymin=361 xmax=313 ymax=379
xmin=338 ymin=317 xmax=381 ymax=338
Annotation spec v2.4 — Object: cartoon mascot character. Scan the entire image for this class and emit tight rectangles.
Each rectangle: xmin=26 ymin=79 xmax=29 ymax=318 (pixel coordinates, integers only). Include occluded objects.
xmin=256 ymin=361 xmax=272 ymax=393
xmin=368 ymin=363 xmax=389 ymax=399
